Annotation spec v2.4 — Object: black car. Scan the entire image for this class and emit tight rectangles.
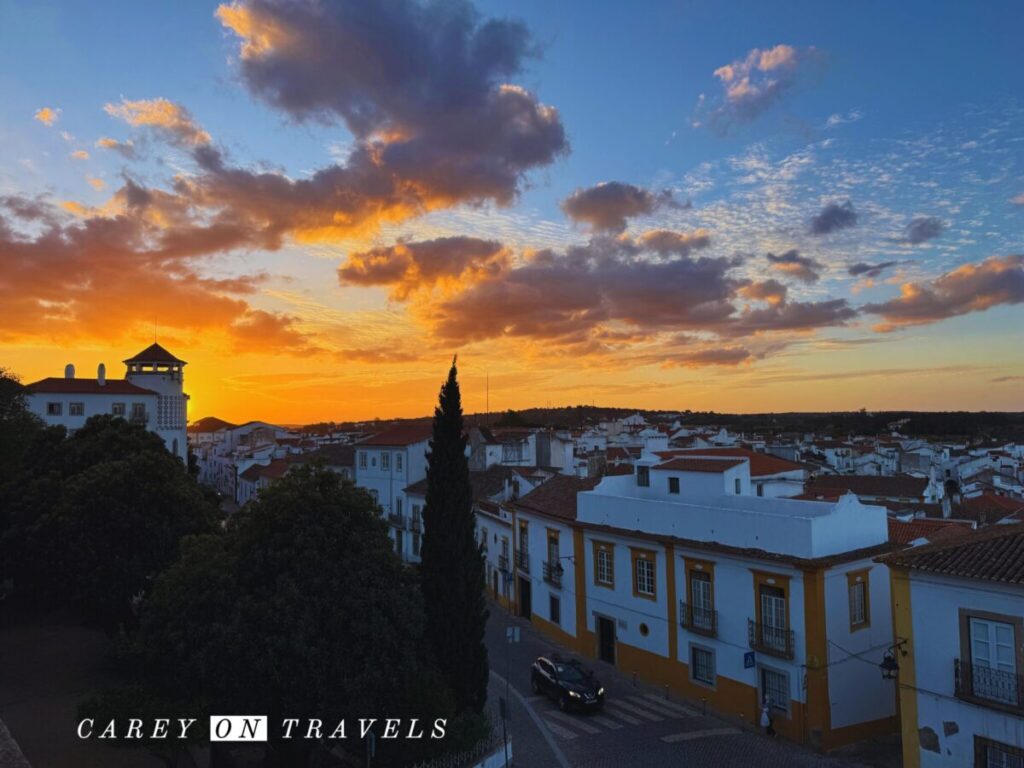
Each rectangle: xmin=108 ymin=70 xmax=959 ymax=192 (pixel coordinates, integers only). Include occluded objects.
xmin=530 ymin=655 xmax=605 ymax=711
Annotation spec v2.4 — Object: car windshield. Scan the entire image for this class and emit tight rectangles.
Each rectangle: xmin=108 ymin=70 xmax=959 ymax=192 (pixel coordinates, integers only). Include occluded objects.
xmin=554 ymin=663 xmax=586 ymax=682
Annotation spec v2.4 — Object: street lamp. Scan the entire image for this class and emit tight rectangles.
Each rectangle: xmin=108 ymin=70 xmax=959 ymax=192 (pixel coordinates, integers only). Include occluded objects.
xmin=879 ymin=639 xmax=907 ymax=680
xmin=554 ymin=555 xmax=575 ymax=578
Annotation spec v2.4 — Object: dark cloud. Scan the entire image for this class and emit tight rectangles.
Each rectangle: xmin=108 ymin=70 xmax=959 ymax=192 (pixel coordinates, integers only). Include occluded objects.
xmin=738 ymin=279 xmax=787 ymax=305
xmin=863 ymin=255 xmax=1024 ymax=331
xmin=810 ymin=200 xmax=857 ymax=235
xmin=215 ymin=0 xmax=566 ymax=211
xmin=904 ymin=216 xmax=945 ymax=244
xmin=561 ymin=182 xmax=681 ymax=233
xmin=848 ymin=260 xmax=899 ymax=278
xmin=694 ymin=44 xmax=825 ymax=135
xmin=726 ymin=299 xmax=857 ymax=336
xmin=766 ymin=249 xmax=823 ymax=284
xmin=338 ymin=236 xmax=508 ymax=299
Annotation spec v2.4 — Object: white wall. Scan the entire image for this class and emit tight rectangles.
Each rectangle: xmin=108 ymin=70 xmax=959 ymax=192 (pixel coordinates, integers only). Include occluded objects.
xmin=910 ymin=573 xmax=1024 ymax=768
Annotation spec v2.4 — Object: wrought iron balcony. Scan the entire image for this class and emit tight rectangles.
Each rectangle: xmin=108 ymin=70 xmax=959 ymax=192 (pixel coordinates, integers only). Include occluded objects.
xmin=387 ymin=512 xmax=405 ymax=528
xmin=955 ymin=659 xmax=1023 ymax=712
xmin=748 ymin=619 xmax=795 ymax=659
xmin=514 ymin=549 xmax=530 ymax=573
xmin=542 ymin=561 xmax=563 ymax=588
xmin=498 ymin=554 xmax=509 ymax=572
xmin=680 ymin=601 xmax=717 ymax=637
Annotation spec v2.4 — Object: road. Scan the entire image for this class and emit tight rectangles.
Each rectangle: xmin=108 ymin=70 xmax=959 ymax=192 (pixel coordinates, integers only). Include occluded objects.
xmin=484 ymin=602 xmax=874 ymax=768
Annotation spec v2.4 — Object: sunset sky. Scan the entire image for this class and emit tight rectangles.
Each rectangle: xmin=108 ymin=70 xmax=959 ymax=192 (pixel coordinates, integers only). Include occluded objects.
xmin=1 ymin=0 xmax=1022 ymax=424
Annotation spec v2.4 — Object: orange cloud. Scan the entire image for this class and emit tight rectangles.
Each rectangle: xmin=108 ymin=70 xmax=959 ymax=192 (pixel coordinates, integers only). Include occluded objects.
xmin=104 ymin=98 xmax=211 ymax=146
xmin=86 ymin=177 xmax=106 ymax=190
xmin=34 ymin=107 xmax=60 ymax=126
xmin=70 ymin=150 xmax=90 ymax=160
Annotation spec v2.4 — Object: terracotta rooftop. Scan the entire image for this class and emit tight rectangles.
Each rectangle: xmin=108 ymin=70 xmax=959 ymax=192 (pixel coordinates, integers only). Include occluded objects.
xmin=511 ymin=475 xmax=602 ymax=521
xmin=653 ymin=457 xmax=746 ymax=473
xmin=406 ymin=464 xmax=523 ymax=501
xmin=25 ymin=377 xmax=157 ymax=396
xmin=807 ymin=474 xmax=928 ymax=499
xmin=880 ymin=523 xmax=1024 ymax=585
xmin=358 ymin=424 xmax=434 ymax=446
xmin=887 ymin=517 xmax=974 ymax=546
xmin=123 ymin=342 xmax=186 ymax=365
xmin=656 ymin=447 xmax=804 ymax=477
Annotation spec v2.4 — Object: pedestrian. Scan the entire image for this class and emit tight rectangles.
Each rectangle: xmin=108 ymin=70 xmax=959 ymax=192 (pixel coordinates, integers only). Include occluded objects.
xmin=761 ymin=699 xmax=776 ymax=737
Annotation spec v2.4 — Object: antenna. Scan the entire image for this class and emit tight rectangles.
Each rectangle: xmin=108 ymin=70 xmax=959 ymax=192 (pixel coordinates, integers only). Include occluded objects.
xmin=486 ymin=372 xmax=490 ymax=423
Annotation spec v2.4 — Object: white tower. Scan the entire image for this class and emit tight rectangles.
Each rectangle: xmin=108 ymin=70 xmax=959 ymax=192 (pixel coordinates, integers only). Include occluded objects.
xmin=123 ymin=343 xmax=189 ymax=461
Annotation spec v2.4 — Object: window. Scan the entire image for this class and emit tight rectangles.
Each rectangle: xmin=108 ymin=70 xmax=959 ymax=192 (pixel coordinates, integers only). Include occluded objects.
xmin=668 ymin=476 xmax=680 ymax=494
xmin=691 ymin=571 xmax=714 ymax=631
xmin=481 ymin=526 xmax=488 ymax=551
xmin=631 ymin=549 xmax=656 ymax=599
xmin=760 ymin=667 xmax=790 ymax=714
xmin=975 ymin=736 xmax=1024 ymax=768
xmin=757 ymin=483 xmax=764 ymax=497
xmin=969 ymin=617 xmax=1018 ymax=705
xmin=131 ymin=402 xmax=146 ymax=420
xmin=636 ymin=465 xmax=650 ymax=487
xmin=501 ymin=538 xmax=510 ymax=560
xmin=381 ymin=452 xmax=390 ymax=470
xmin=847 ymin=570 xmax=870 ymax=630
xmin=734 ymin=478 xmax=741 ymax=494
xmin=518 ymin=521 xmax=529 ymax=553
xmin=395 ymin=453 xmax=403 ymax=472
xmin=412 ymin=533 xmax=421 ymax=556
xmin=69 ymin=402 xmax=84 ymax=416
xmin=547 ymin=530 xmax=559 ymax=565
xmin=691 ymin=645 xmax=715 ymax=686
xmin=47 ymin=402 xmax=62 ymax=416
xmin=112 ymin=402 xmax=126 ymax=416
xmin=549 ymin=595 xmax=561 ymax=625
xmin=359 ymin=452 xmax=367 ymax=469
xmin=395 ymin=497 xmax=403 ymax=516
xmin=369 ymin=489 xmax=379 ymax=506
xmin=757 ymin=579 xmax=789 ymax=654
xmin=593 ymin=541 xmax=614 ymax=587
xmin=394 ymin=530 xmax=403 ymax=555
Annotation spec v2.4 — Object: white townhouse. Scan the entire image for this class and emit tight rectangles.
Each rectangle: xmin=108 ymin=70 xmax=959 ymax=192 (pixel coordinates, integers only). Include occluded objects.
xmin=501 ymin=456 xmax=899 ymax=750
xmin=25 ymin=343 xmax=189 ymax=461
xmin=354 ymin=424 xmax=432 ymax=546
xmin=655 ymin=447 xmax=807 ymax=498
xmin=883 ymin=524 xmax=1024 ymax=768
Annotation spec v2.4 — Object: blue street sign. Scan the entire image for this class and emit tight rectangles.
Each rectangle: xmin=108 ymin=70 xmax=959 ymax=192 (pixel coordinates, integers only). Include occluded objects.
xmin=744 ymin=651 xmax=756 ymax=669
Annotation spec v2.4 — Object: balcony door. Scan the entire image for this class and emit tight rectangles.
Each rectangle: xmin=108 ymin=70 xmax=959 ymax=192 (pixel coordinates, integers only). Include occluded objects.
xmin=691 ymin=572 xmax=713 ymax=631
xmin=760 ymin=585 xmax=787 ymax=651
xmin=970 ymin=617 xmax=1018 ymax=704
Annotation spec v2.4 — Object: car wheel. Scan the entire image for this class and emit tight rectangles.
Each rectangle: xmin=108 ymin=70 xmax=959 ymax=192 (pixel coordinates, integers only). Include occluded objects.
xmin=531 ymin=677 xmax=540 ymax=694
xmin=558 ymin=695 xmax=569 ymax=712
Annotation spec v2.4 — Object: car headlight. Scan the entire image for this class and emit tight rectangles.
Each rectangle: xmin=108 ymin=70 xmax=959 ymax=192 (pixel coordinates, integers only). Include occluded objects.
xmin=597 ymin=687 xmax=605 ymax=696
xmin=569 ymin=690 xmax=581 ymax=698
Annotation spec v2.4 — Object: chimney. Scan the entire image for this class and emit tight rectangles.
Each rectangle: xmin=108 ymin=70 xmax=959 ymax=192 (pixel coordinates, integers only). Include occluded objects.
xmin=97 ymin=363 xmax=106 ymax=386
xmin=64 ymin=363 xmax=75 ymax=379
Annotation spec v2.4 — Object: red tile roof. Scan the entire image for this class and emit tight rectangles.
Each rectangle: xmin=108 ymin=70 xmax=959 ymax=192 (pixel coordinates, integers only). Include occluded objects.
xmin=653 ymin=457 xmax=745 ymax=473
xmin=807 ymin=474 xmax=928 ymax=499
xmin=512 ymin=475 xmax=601 ymax=521
xmin=357 ymin=425 xmax=433 ymax=446
xmin=25 ymin=377 xmax=157 ymax=396
xmin=123 ymin=342 xmax=186 ymax=364
xmin=880 ymin=523 xmax=1024 ymax=584
xmin=603 ymin=464 xmax=634 ymax=476
xmin=887 ymin=517 xmax=973 ymax=545
xmin=656 ymin=447 xmax=803 ymax=477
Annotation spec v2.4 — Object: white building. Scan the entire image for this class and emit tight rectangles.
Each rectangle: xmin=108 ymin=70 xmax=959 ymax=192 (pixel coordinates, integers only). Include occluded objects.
xmin=24 ymin=343 xmax=189 ymax=462
xmin=499 ymin=457 xmax=898 ymax=749
xmin=884 ymin=524 xmax=1024 ymax=768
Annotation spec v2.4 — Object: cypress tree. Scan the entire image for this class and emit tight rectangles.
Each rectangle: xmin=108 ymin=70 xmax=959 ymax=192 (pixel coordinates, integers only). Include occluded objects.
xmin=420 ymin=358 xmax=489 ymax=713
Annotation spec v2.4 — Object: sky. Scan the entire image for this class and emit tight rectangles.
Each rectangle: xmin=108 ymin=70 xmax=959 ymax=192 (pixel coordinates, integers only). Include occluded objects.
xmin=1 ymin=0 xmax=1022 ymax=424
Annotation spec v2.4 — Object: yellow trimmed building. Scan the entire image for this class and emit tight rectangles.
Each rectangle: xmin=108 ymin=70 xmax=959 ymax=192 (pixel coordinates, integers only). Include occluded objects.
xmin=496 ymin=457 xmax=900 ymax=751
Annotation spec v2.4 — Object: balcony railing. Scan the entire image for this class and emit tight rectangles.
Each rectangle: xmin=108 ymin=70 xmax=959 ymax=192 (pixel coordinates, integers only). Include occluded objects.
xmin=387 ymin=512 xmax=405 ymax=528
xmin=955 ymin=659 xmax=1023 ymax=712
xmin=748 ymin=619 xmax=795 ymax=659
xmin=514 ymin=549 xmax=530 ymax=573
xmin=498 ymin=554 xmax=510 ymax=572
xmin=680 ymin=601 xmax=717 ymax=637
xmin=542 ymin=561 xmax=562 ymax=588
xmin=410 ymin=516 xmax=422 ymax=533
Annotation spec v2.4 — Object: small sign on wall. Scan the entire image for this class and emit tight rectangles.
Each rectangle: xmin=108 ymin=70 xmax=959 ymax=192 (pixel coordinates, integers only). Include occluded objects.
xmin=744 ymin=651 xmax=756 ymax=669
